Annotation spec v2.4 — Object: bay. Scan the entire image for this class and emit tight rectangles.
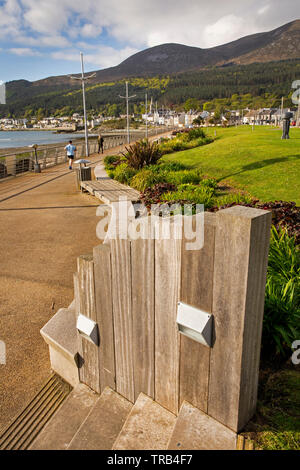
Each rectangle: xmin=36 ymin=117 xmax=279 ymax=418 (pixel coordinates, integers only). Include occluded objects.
xmin=0 ymin=130 xmax=91 ymax=149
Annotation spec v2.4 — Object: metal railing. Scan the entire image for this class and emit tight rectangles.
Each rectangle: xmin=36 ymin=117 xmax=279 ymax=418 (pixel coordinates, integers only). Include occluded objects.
xmin=0 ymin=128 xmax=174 ymax=181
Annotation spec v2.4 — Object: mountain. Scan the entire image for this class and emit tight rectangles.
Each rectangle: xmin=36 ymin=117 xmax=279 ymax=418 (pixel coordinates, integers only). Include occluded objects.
xmin=2 ymin=20 xmax=300 ymax=117
xmin=105 ymin=19 xmax=300 ymax=77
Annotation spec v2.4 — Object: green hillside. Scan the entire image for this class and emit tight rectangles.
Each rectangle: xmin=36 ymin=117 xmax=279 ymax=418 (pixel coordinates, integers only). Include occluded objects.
xmin=1 ymin=60 xmax=299 ymax=118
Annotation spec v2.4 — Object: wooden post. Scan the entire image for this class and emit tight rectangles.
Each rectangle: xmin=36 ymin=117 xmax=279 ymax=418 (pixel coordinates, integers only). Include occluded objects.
xmin=131 ymin=238 xmax=155 ymax=400
xmin=93 ymin=244 xmax=116 ymax=392
xmin=155 ymin=220 xmax=182 ymax=414
xmin=76 ymin=254 xmax=101 ymax=393
xmin=110 ymin=239 xmax=134 ymax=402
xmin=179 ymin=213 xmax=216 ymax=413
xmin=208 ymin=206 xmax=272 ymax=432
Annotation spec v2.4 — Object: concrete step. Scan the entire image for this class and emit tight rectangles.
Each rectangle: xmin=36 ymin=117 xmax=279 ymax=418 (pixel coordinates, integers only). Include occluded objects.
xmin=41 ymin=307 xmax=79 ymax=387
xmin=68 ymin=388 xmax=133 ymax=450
xmin=167 ymin=402 xmax=237 ymax=450
xmin=113 ymin=393 xmax=176 ymax=450
xmin=0 ymin=374 xmax=72 ymax=450
xmin=29 ymin=383 xmax=98 ymax=450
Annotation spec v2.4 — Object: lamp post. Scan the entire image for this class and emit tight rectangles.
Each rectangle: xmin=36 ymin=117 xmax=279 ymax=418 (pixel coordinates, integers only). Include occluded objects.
xmin=69 ymin=53 xmax=96 ymax=157
xmin=119 ymin=82 xmax=136 ymax=144
xmin=145 ymin=93 xmax=148 ymax=139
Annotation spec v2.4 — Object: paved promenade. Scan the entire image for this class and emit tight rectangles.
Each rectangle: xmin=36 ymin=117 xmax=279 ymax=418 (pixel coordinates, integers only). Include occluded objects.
xmin=0 ymin=131 xmax=173 ymax=431
xmin=0 ymin=152 xmax=105 ymax=430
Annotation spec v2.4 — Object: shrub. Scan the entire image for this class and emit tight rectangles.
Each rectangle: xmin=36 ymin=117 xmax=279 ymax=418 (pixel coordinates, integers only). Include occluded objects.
xmin=186 ymin=128 xmax=207 ymax=141
xmin=214 ymin=192 xmax=253 ymax=207
xmin=165 ymin=169 xmax=202 ymax=185
xmin=122 ymin=139 xmax=162 ymax=169
xmin=139 ymin=183 xmax=177 ymax=206
xmin=151 ymin=162 xmax=188 ymax=173
xmin=113 ymin=163 xmax=137 ymax=185
xmin=104 ymin=155 xmax=120 ymax=169
xmin=159 ymin=135 xmax=213 ymax=155
xmin=262 ymin=226 xmax=300 ymax=358
xmin=162 ymin=183 xmax=216 ymax=207
xmin=130 ymin=169 xmax=165 ymax=192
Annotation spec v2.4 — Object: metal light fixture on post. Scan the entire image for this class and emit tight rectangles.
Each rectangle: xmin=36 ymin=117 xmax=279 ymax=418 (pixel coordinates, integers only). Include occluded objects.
xmin=29 ymin=144 xmax=41 ymax=173
xmin=69 ymin=53 xmax=96 ymax=157
xmin=119 ymin=81 xmax=136 ymax=145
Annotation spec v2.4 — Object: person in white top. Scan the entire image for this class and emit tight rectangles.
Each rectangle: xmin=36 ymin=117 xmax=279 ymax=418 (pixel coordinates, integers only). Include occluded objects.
xmin=65 ymin=141 xmax=77 ymax=170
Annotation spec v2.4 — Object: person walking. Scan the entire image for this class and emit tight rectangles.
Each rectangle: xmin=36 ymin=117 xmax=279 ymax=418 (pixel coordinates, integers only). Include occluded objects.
xmin=97 ymin=134 xmax=104 ymax=154
xmin=65 ymin=140 xmax=76 ymax=170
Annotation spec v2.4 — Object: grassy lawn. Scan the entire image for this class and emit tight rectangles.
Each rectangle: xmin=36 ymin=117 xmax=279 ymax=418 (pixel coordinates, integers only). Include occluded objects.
xmin=163 ymin=126 xmax=300 ymax=205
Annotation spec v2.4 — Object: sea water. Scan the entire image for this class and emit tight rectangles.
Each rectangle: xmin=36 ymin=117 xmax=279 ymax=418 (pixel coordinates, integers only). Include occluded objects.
xmin=0 ymin=130 xmax=88 ymax=149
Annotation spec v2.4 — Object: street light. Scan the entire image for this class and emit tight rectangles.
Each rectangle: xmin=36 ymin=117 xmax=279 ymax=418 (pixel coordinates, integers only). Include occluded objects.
xmin=69 ymin=53 xmax=96 ymax=157
xmin=119 ymin=81 xmax=136 ymax=144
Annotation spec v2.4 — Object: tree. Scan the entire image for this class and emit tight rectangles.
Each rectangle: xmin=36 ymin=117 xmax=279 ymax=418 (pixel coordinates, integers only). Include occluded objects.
xmin=36 ymin=108 xmax=45 ymax=121
xmin=184 ymin=98 xmax=200 ymax=112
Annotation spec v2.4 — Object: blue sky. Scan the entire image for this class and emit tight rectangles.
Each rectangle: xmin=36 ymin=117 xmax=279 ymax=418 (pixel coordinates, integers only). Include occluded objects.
xmin=0 ymin=0 xmax=299 ymax=83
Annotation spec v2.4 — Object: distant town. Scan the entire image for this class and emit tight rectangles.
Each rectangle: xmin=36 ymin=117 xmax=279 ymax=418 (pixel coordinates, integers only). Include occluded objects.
xmin=1 ymin=106 xmax=299 ymax=132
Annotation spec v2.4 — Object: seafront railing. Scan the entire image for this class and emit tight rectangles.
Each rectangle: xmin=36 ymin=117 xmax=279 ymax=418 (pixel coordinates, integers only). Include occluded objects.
xmin=0 ymin=128 xmax=172 ymax=180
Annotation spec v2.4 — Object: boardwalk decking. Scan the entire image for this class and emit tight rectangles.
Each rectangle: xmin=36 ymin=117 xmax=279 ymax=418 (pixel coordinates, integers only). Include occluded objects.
xmin=80 ymin=178 xmax=140 ymax=204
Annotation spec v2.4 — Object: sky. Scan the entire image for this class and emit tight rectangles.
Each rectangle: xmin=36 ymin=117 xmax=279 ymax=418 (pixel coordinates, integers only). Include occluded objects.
xmin=0 ymin=0 xmax=299 ymax=83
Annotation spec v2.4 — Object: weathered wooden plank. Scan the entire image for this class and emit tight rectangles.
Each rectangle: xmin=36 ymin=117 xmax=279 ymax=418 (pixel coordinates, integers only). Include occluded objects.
xmin=77 ymin=255 xmax=97 ymax=321
xmin=155 ymin=220 xmax=182 ymax=415
xmin=179 ymin=213 xmax=216 ymax=413
xmin=131 ymin=238 xmax=155 ymax=400
xmin=76 ymin=255 xmax=100 ymax=393
xmin=73 ymin=272 xmax=80 ymax=317
xmin=110 ymin=239 xmax=134 ymax=402
xmin=93 ymin=244 xmax=116 ymax=392
xmin=208 ymin=206 xmax=272 ymax=432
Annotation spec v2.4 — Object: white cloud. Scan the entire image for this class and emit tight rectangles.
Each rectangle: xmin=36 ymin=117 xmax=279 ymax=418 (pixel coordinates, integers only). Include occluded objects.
xmin=258 ymin=4 xmax=271 ymax=16
xmin=9 ymin=47 xmax=42 ymax=56
xmin=80 ymin=24 xmax=102 ymax=38
xmin=203 ymin=14 xmax=254 ymax=47
xmin=52 ymin=45 xmax=139 ymax=68
xmin=0 ymin=0 xmax=299 ymax=72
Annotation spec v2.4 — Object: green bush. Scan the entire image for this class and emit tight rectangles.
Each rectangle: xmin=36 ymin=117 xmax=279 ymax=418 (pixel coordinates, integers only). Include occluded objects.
xmin=104 ymin=155 xmax=119 ymax=169
xmin=162 ymin=183 xmax=216 ymax=207
xmin=215 ymin=192 xmax=253 ymax=206
xmin=113 ymin=163 xmax=137 ymax=185
xmin=151 ymin=162 xmax=188 ymax=173
xmin=123 ymin=139 xmax=162 ymax=169
xmin=130 ymin=169 xmax=164 ymax=192
xmin=165 ymin=169 xmax=202 ymax=185
xmin=186 ymin=128 xmax=207 ymax=141
xmin=159 ymin=135 xmax=212 ymax=155
xmin=263 ymin=226 xmax=300 ymax=357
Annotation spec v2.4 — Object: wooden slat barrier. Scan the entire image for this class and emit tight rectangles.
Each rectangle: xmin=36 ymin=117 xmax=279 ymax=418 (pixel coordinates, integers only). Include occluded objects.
xmin=73 ymin=206 xmax=271 ymax=433
xmin=110 ymin=239 xmax=135 ymax=402
xmin=131 ymin=237 xmax=155 ymax=401
xmin=93 ymin=244 xmax=116 ymax=392
xmin=179 ymin=212 xmax=216 ymax=413
xmin=154 ymin=220 xmax=182 ymax=414
xmin=75 ymin=255 xmax=101 ymax=393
